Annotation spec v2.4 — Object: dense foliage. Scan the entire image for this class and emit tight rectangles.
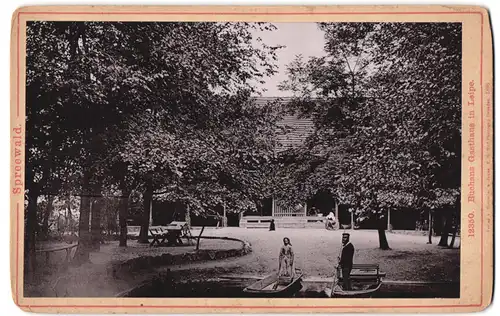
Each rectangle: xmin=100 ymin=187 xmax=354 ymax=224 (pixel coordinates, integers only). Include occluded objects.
xmin=25 ymin=21 xmax=281 ymax=267
xmin=279 ymin=23 xmax=461 ymax=248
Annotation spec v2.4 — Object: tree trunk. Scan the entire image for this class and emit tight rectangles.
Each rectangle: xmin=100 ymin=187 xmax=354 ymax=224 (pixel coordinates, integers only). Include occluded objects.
xmin=149 ymin=198 xmax=153 ymax=226
xmin=438 ymin=210 xmax=451 ymax=247
xmin=119 ymin=191 xmax=129 ymax=247
xmin=66 ymin=195 xmax=72 ymax=233
xmin=448 ymin=221 xmax=458 ymax=249
xmin=433 ymin=210 xmax=443 ymax=236
xmin=387 ymin=208 xmax=392 ymax=232
xmin=25 ymin=186 xmax=40 ymax=277
xmin=73 ymin=175 xmax=92 ymax=265
xmin=138 ymin=181 xmax=153 ymax=244
xmin=377 ymin=229 xmax=390 ymax=250
xmin=40 ymin=195 xmax=54 ymax=240
xmin=196 ymin=225 xmax=205 ymax=251
xmin=350 ymin=210 xmax=354 ymax=230
xmin=427 ymin=210 xmax=433 ymax=244
xmin=90 ymin=196 xmax=103 ymax=251
xmin=73 ymin=195 xmax=91 ymax=264
xmin=223 ymin=202 xmax=227 ymax=228
xmin=90 ymin=178 xmax=104 ymax=250
xmin=448 ymin=202 xmax=460 ymax=248
xmin=334 ymin=199 xmax=339 ymax=230
xmin=378 ymin=212 xmax=390 ymax=250
xmin=185 ymin=204 xmax=191 ymax=229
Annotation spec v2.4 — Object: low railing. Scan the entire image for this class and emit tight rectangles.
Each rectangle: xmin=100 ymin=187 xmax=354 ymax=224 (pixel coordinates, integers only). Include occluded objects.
xmin=240 ymin=216 xmax=326 ymax=228
xmin=36 ymin=244 xmax=79 ymax=265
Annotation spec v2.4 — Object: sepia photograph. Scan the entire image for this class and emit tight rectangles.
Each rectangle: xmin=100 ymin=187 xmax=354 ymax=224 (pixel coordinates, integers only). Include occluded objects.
xmin=22 ymin=19 xmax=463 ymax=299
xmin=10 ymin=5 xmax=493 ymax=313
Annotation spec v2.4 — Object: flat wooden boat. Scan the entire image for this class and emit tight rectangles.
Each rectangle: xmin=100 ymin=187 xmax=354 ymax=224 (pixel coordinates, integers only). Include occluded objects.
xmin=325 ymin=264 xmax=385 ymax=298
xmin=329 ymin=281 xmax=382 ymax=297
xmin=243 ymin=268 xmax=303 ymax=297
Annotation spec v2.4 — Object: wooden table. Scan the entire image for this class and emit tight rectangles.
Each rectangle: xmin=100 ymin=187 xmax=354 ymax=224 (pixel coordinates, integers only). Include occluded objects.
xmin=165 ymin=228 xmax=183 ymax=246
xmin=150 ymin=222 xmax=191 ymax=247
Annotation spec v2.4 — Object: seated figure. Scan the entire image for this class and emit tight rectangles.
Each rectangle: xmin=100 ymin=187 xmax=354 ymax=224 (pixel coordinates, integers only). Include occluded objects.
xmin=326 ymin=212 xmax=337 ymax=230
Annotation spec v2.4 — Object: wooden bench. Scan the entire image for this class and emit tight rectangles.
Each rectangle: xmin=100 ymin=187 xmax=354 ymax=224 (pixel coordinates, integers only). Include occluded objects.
xmin=337 ymin=264 xmax=386 ymax=281
xmin=149 ymin=227 xmax=168 ymax=246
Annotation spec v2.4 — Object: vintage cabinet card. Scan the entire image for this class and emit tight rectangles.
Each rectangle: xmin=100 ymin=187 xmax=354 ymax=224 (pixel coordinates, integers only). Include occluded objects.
xmin=10 ymin=5 xmax=493 ymax=314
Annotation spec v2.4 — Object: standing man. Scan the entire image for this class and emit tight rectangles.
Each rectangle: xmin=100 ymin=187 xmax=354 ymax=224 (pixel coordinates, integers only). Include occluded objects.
xmin=339 ymin=233 xmax=355 ymax=290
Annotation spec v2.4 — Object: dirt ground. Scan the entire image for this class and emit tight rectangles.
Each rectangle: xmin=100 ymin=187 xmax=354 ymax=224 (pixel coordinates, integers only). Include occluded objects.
xmin=191 ymin=228 xmax=460 ymax=282
xmin=24 ymin=228 xmax=459 ymax=297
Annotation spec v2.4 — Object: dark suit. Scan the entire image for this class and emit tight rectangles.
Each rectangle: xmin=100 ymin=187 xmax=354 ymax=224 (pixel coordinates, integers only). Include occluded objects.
xmin=339 ymin=242 xmax=354 ymax=290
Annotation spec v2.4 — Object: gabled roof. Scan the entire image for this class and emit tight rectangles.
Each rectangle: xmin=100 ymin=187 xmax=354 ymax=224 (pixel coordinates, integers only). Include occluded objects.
xmin=277 ymin=114 xmax=315 ymax=150
xmin=251 ymin=97 xmax=315 ymax=150
xmin=251 ymin=96 xmax=293 ymax=107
